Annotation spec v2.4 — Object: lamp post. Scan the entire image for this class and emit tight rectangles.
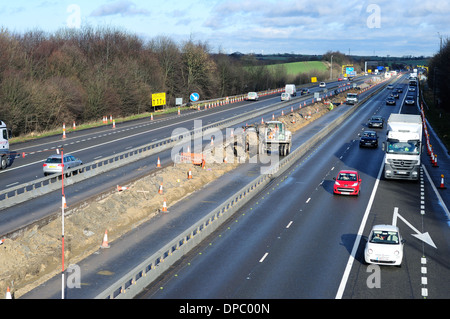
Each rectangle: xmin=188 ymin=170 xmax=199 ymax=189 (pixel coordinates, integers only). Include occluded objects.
xmin=330 ymin=55 xmax=334 ymax=80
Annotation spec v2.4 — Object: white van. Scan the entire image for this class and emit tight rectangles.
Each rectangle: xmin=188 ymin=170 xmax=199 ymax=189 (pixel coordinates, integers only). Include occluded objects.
xmin=247 ymin=92 xmax=259 ymax=101
xmin=284 ymin=84 xmax=296 ymax=96
xmin=281 ymin=92 xmax=291 ymax=101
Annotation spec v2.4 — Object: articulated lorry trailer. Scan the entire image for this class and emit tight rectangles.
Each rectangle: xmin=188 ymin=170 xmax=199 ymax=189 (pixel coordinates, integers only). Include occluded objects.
xmin=383 ymin=114 xmax=423 ymax=180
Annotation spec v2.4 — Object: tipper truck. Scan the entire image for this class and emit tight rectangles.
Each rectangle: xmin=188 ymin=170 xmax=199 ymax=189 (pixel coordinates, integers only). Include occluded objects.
xmin=242 ymin=121 xmax=292 ymax=156
xmin=0 ymin=120 xmax=12 ymax=170
xmin=383 ymin=114 xmax=422 ymax=180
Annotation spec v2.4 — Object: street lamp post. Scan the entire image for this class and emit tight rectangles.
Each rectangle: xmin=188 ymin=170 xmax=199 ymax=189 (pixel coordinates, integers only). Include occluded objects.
xmin=330 ymin=55 xmax=334 ymax=80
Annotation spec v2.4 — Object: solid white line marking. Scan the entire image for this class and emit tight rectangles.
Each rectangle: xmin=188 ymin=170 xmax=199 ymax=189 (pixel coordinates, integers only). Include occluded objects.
xmin=6 ymin=182 xmax=19 ymax=187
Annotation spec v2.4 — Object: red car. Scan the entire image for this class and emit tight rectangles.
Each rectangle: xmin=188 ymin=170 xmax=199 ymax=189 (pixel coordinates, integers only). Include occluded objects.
xmin=333 ymin=170 xmax=361 ymax=196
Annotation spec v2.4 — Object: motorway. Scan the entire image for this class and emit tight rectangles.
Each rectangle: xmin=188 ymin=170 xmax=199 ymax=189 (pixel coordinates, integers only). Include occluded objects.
xmin=11 ymin=74 xmax=450 ymax=299
xmin=0 ymin=79 xmax=352 ymax=235
xmin=135 ymin=75 xmax=450 ymax=299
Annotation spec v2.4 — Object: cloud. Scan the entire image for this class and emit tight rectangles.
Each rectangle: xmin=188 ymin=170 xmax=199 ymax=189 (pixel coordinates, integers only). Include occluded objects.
xmin=90 ymin=0 xmax=150 ymax=17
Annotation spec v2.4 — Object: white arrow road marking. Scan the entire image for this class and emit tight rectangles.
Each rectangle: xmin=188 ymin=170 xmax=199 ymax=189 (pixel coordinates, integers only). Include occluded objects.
xmin=392 ymin=207 xmax=437 ymax=249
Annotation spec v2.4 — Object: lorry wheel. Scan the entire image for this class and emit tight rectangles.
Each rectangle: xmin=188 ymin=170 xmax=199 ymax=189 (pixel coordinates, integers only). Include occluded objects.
xmin=1 ymin=156 xmax=7 ymax=170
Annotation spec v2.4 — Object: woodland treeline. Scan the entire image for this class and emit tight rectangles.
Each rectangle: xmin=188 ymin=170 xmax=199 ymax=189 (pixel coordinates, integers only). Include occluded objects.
xmin=0 ymin=26 xmax=331 ymax=136
xmin=427 ymin=38 xmax=450 ymax=111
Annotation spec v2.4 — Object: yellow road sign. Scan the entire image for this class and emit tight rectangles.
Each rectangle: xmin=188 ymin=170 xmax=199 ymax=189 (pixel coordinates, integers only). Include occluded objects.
xmin=152 ymin=92 xmax=166 ymax=107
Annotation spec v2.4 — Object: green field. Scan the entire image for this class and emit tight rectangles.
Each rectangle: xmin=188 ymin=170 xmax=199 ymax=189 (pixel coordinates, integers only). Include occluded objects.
xmin=267 ymin=61 xmax=328 ymax=75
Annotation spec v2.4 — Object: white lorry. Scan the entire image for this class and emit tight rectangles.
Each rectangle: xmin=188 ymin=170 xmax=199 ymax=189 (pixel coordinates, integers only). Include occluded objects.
xmin=383 ymin=114 xmax=422 ymax=180
xmin=0 ymin=120 xmax=12 ymax=170
xmin=284 ymin=84 xmax=297 ymax=97
xmin=346 ymin=93 xmax=358 ymax=105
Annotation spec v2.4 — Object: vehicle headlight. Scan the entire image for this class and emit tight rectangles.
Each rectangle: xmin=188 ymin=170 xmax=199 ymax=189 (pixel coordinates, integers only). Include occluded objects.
xmin=367 ymin=248 xmax=373 ymax=254
xmin=335 ymin=181 xmax=340 ymax=185
xmin=351 ymin=183 xmax=358 ymax=187
xmin=394 ymin=250 xmax=400 ymax=256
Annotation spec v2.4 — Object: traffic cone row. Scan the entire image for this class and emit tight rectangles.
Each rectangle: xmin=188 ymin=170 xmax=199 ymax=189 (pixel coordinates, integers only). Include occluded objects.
xmin=420 ymin=102 xmax=446 ymax=190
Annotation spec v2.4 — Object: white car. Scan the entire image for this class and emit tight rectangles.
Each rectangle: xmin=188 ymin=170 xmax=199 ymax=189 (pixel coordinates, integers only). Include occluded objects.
xmin=280 ymin=92 xmax=291 ymax=101
xmin=364 ymin=224 xmax=404 ymax=267
xmin=319 ymin=82 xmax=326 ymax=88
xmin=247 ymin=92 xmax=259 ymax=101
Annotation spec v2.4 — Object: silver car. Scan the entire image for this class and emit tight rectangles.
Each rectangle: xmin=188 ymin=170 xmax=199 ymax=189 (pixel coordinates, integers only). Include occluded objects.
xmin=43 ymin=154 xmax=83 ymax=176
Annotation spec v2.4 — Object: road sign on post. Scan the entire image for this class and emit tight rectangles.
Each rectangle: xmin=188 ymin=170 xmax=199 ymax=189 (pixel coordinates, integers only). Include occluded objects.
xmin=190 ymin=93 xmax=200 ymax=102
xmin=152 ymin=92 xmax=166 ymax=109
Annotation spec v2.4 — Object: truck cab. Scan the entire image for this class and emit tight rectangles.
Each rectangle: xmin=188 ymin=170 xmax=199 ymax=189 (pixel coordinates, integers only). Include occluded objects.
xmin=346 ymin=93 xmax=358 ymax=105
xmin=383 ymin=114 xmax=422 ymax=180
xmin=0 ymin=120 xmax=12 ymax=169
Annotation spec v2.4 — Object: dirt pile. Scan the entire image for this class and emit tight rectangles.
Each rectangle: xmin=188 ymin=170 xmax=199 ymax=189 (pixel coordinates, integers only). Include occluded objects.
xmin=0 ymin=95 xmax=349 ymax=298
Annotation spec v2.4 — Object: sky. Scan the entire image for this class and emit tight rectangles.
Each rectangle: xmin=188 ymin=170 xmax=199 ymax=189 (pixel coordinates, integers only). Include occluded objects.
xmin=0 ymin=0 xmax=449 ymax=57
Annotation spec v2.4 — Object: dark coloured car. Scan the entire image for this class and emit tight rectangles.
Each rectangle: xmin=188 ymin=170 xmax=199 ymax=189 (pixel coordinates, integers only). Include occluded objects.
xmin=396 ymin=87 xmax=403 ymax=93
xmin=368 ymin=115 xmax=384 ymax=128
xmin=390 ymin=91 xmax=399 ymax=99
xmin=359 ymin=130 xmax=378 ymax=148
xmin=301 ymin=88 xmax=309 ymax=95
xmin=386 ymin=97 xmax=396 ymax=105
xmin=405 ymin=95 xmax=415 ymax=105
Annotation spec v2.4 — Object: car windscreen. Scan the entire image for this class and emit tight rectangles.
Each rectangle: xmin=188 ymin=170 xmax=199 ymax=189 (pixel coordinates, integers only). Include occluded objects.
xmin=338 ymin=173 xmax=357 ymax=181
xmin=45 ymin=158 xmax=62 ymax=163
xmin=369 ymin=231 xmax=399 ymax=244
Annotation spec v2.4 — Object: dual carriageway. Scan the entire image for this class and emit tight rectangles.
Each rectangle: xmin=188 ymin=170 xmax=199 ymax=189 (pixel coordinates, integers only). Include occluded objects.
xmin=1 ymin=74 xmax=449 ymax=299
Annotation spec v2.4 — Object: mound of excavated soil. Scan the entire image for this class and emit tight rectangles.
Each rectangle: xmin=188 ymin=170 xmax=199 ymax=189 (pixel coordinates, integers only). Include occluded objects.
xmin=0 ymin=94 xmax=351 ymax=298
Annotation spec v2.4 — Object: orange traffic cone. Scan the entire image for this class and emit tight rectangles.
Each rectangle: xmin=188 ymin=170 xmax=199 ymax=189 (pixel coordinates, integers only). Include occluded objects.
xmin=73 ymin=121 xmax=76 ymax=130
xmin=157 ymin=157 xmax=161 ymax=168
xmin=62 ymin=195 xmax=67 ymax=209
xmin=117 ymin=185 xmax=128 ymax=192
xmin=5 ymin=287 xmax=12 ymax=299
xmin=113 ymin=120 xmax=116 ymax=129
xmin=187 ymin=169 xmax=192 ymax=179
xmin=439 ymin=174 xmax=446 ymax=189
xmin=158 ymin=183 xmax=163 ymax=194
xmin=100 ymin=230 xmax=110 ymax=248
xmin=433 ymin=154 xmax=438 ymax=167
xmin=62 ymin=123 xmax=66 ymax=139
xmin=162 ymin=199 xmax=168 ymax=212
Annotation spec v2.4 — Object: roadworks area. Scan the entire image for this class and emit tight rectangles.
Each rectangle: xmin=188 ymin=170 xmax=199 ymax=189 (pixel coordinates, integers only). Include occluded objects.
xmin=0 ymin=91 xmax=353 ymax=298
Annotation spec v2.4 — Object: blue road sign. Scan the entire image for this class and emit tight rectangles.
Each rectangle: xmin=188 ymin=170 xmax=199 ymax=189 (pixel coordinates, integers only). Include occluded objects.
xmin=190 ymin=93 xmax=200 ymax=102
